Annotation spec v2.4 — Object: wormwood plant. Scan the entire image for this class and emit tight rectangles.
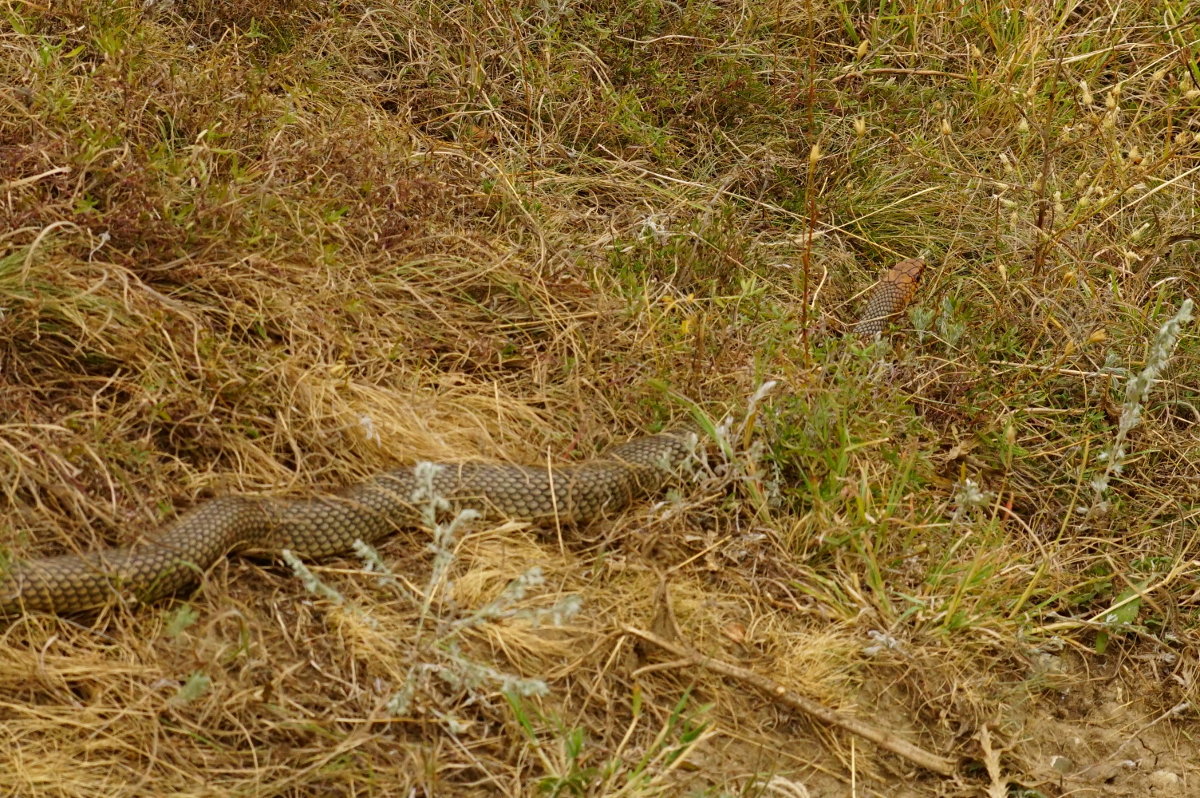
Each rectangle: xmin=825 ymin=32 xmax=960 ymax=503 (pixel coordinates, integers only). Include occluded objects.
xmin=281 ymin=451 xmax=720 ymax=794
xmin=1081 ymin=300 xmax=1193 ymax=654
xmin=1086 ymin=299 xmax=1194 ymax=518
xmin=282 ymin=460 xmax=577 ymax=729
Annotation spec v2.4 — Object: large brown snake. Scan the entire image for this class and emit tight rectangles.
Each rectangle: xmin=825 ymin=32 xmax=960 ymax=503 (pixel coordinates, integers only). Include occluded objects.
xmin=0 ymin=259 xmax=924 ymax=615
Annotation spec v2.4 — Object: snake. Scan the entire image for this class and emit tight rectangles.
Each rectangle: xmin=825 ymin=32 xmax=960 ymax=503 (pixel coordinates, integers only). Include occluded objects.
xmin=0 ymin=259 xmax=924 ymax=615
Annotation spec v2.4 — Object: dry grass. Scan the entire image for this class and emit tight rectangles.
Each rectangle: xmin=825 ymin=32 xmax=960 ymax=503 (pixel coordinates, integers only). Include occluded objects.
xmin=2 ymin=1 xmax=1200 ymax=795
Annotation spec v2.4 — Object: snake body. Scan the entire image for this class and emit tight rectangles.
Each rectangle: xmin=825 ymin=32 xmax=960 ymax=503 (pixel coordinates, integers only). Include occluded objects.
xmin=0 ymin=433 xmax=696 ymax=614
xmin=0 ymin=259 xmax=924 ymax=616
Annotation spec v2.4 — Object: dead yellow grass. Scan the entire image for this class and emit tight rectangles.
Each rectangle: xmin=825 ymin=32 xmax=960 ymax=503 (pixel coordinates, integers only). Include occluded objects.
xmin=3 ymin=1 xmax=1200 ymax=796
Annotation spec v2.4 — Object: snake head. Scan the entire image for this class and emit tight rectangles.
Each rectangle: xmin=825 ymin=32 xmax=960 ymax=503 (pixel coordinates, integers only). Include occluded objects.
xmin=854 ymin=257 xmax=926 ymax=338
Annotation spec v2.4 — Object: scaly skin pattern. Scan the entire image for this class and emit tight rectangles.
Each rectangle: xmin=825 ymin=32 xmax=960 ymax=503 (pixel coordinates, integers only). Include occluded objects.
xmin=0 ymin=432 xmax=697 ymax=614
xmin=853 ymin=258 xmax=926 ymax=337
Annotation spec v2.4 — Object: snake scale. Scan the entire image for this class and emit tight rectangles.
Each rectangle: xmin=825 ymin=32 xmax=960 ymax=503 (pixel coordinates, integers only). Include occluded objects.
xmin=0 ymin=259 xmax=924 ymax=615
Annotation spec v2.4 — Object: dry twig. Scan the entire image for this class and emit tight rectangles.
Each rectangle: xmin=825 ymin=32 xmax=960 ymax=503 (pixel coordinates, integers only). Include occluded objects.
xmin=623 ymin=625 xmax=958 ymax=776
xmin=829 ymin=67 xmax=969 ymax=84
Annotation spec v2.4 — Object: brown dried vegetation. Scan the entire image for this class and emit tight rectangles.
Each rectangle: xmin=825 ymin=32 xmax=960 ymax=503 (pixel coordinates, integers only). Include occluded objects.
xmin=2 ymin=1 xmax=1200 ymax=796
